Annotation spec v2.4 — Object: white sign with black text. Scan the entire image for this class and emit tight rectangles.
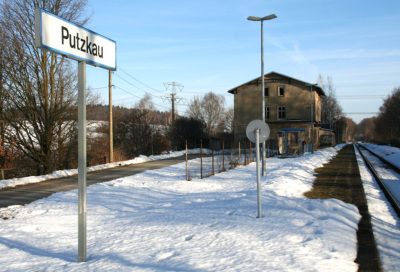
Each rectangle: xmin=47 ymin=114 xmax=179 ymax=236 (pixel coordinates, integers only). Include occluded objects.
xmin=35 ymin=8 xmax=116 ymax=70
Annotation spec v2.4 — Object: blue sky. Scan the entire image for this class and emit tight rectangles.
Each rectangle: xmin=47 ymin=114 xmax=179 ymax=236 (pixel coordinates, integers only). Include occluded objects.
xmin=84 ymin=0 xmax=400 ymax=123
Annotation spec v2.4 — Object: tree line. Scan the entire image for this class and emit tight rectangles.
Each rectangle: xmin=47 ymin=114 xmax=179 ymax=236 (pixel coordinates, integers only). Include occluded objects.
xmin=316 ymin=75 xmax=400 ymax=146
xmin=356 ymin=87 xmax=400 ymax=147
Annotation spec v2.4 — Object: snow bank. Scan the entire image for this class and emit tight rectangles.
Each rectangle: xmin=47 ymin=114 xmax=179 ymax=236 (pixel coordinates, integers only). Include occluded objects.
xmin=354 ymin=146 xmax=400 ymax=271
xmin=0 ymin=150 xmax=187 ymax=190
xmin=0 ymin=146 xmax=363 ymax=271
xmin=362 ymin=143 xmax=400 ymax=169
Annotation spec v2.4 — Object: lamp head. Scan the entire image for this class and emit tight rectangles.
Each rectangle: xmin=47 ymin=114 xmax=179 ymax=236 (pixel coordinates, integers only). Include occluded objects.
xmin=247 ymin=14 xmax=277 ymax=21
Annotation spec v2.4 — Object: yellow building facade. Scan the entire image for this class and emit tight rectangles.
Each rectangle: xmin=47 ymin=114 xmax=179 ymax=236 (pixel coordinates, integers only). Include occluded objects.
xmin=228 ymin=72 xmax=335 ymax=153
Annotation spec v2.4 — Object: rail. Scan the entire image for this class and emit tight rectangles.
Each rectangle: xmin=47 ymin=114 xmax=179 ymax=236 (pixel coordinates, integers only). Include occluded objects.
xmin=354 ymin=143 xmax=400 ymax=218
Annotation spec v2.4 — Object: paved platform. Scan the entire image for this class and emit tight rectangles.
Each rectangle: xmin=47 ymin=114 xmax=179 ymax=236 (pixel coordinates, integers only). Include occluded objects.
xmin=305 ymin=144 xmax=382 ymax=271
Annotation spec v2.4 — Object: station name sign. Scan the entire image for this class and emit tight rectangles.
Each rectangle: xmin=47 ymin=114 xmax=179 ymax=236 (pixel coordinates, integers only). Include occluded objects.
xmin=35 ymin=8 xmax=116 ymax=71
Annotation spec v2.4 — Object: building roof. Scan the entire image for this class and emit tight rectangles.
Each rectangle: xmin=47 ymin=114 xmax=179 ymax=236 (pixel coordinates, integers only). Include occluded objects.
xmin=227 ymin=71 xmax=326 ymax=97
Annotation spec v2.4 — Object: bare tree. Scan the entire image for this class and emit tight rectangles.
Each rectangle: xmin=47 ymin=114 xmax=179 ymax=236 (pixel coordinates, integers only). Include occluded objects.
xmin=186 ymin=92 xmax=226 ymax=136
xmin=317 ymin=74 xmax=343 ymax=128
xmin=136 ymin=93 xmax=157 ymax=125
xmin=114 ymin=108 xmax=168 ymax=157
xmin=186 ymin=95 xmax=203 ymax=121
xmin=220 ymin=106 xmax=234 ymax=134
xmin=0 ymin=0 xmax=90 ymax=174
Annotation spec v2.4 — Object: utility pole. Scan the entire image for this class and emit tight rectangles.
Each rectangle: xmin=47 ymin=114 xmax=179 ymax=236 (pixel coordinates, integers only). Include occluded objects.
xmin=0 ymin=60 xmax=3 ymax=141
xmin=0 ymin=60 xmax=4 ymax=179
xmin=109 ymin=71 xmax=113 ymax=163
xmin=162 ymin=82 xmax=184 ymax=150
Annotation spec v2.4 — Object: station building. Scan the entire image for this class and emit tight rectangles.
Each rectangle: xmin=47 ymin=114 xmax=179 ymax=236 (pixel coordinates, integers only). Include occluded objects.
xmin=227 ymin=71 xmax=335 ymax=155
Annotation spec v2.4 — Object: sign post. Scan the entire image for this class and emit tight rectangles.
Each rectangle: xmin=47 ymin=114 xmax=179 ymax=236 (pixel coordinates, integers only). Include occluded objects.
xmin=246 ymin=120 xmax=270 ymax=218
xmin=255 ymin=128 xmax=261 ymax=217
xmin=77 ymin=61 xmax=87 ymax=262
xmin=35 ymin=8 xmax=116 ymax=262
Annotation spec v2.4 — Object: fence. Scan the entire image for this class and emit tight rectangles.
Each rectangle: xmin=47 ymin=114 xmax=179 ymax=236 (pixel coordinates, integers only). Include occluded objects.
xmin=185 ymin=139 xmax=265 ymax=181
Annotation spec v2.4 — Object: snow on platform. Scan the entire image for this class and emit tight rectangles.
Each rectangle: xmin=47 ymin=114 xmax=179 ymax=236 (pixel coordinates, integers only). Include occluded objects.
xmin=0 ymin=144 xmax=399 ymax=271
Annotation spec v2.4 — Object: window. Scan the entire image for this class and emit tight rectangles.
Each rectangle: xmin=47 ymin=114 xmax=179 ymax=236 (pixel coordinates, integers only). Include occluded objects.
xmin=278 ymin=106 xmax=286 ymax=119
xmin=278 ymin=86 xmax=285 ymax=96
xmin=265 ymin=106 xmax=270 ymax=120
xmin=264 ymin=87 xmax=269 ymax=97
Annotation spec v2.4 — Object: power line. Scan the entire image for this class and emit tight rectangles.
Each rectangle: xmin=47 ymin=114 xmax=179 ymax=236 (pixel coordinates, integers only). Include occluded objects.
xmin=114 ymin=73 xmax=149 ymax=94
xmin=338 ymin=95 xmax=385 ymax=100
xmin=113 ymin=85 xmax=170 ymax=111
xmin=88 ymin=86 xmax=109 ymax=90
xmin=91 ymin=66 xmax=188 ymax=111
xmin=113 ymin=73 xmax=166 ymax=100
xmin=117 ymin=66 xmax=164 ymax=94
xmin=344 ymin=112 xmax=379 ymax=115
xmin=113 ymin=85 xmax=142 ymax=99
xmin=184 ymin=91 xmax=232 ymax=97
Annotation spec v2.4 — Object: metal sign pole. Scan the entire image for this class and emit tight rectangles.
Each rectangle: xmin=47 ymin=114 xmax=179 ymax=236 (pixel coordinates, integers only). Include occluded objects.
xmin=255 ymin=128 xmax=262 ymax=218
xmin=35 ymin=8 xmax=116 ymax=263
xmin=310 ymin=85 xmax=314 ymax=153
xmin=246 ymin=120 xmax=270 ymax=219
xmin=78 ymin=61 xmax=87 ymax=262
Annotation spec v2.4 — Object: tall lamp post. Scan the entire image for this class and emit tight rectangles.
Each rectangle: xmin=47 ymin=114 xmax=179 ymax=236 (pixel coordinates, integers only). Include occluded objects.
xmin=306 ymin=83 xmax=318 ymax=153
xmin=247 ymin=14 xmax=277 ymax=176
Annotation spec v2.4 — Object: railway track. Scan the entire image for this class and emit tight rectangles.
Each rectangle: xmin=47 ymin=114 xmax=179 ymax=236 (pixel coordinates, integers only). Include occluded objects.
xmin=355 ymin=143 xmax=400 ymax=217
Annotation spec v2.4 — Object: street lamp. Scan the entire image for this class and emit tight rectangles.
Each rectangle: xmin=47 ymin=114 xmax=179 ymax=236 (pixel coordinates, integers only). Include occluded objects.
xmin=247 ymin=14 xmax=277 ymax=176
xmin=306 ymin=83 xmax=318 ymax=153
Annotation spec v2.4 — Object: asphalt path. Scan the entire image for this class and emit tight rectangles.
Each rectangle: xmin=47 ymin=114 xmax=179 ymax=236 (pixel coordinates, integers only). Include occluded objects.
xmin=0 ymin=154 xmax=200 ymax=208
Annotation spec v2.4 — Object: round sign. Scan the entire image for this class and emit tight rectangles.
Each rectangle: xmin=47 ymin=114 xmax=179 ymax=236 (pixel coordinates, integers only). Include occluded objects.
xmin=246 ymin=120 xmax=270 ymax=143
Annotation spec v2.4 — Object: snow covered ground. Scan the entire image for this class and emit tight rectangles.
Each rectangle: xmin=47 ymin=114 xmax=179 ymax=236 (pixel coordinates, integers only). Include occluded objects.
xmin=0 ymin=150 xmax=189 ymax=190
xmin=361 ymin=143 xmax=400 ymax=169
xmin=0 ymin=144 xmax=399 ymax=271
xmin=355 ymin=144 xmax=400 ymax=271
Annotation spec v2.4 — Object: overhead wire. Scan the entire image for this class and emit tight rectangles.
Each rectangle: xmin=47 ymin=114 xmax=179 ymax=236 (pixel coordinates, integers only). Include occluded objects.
xmin=117 ymin=66 xmax=165 ymax=95
xmin=113 ymin=72 xmax=169 ymax=101
xmin=91 ymin=65 xmax=210 ymax=112
xmin=113 ymin=85 xmax=170 ymax=111
xmin=111 ymin=66 xmax=191 ymax=111
xmin=113 ymin=73 xmax=152 ymax=95
xmin=338 ymin=95 xmax=386 ymax=100
xmin=86 ymin=64 xmax=175 ymax=111
xmin=88 ymin=86 xmax=109 ymax=90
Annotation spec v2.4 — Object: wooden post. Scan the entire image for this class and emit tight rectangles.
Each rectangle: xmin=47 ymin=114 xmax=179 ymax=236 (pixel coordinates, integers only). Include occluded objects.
xmin=231 ymin=142 xmax=233 ymax=168
xmin=185 ymin=140 xmax=188 ymax=181
xmin=200 ymin=139 xmax=203 ymax=179
xmin=244 ymin=140 xmax=247 ymax=165
xmin=222 ymin=140 xmax=225 ymax=171
xmin=212 ymin=140 xmax=214 ymax=175
xmin=238 ymin=141 xmax=241 ymax=165
xmin=250 ymin=141 xmax=252 ymax=163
